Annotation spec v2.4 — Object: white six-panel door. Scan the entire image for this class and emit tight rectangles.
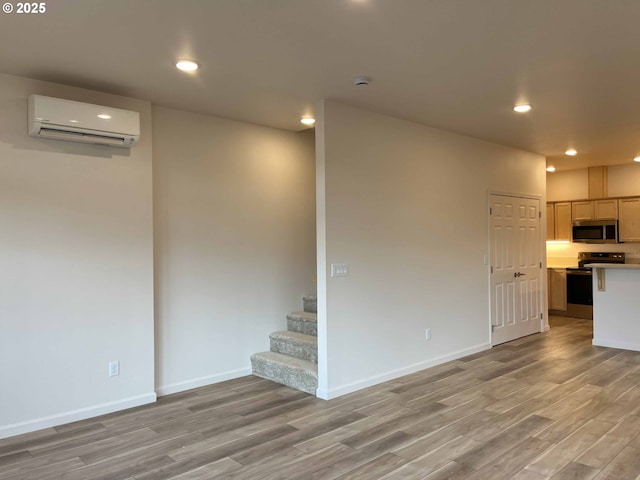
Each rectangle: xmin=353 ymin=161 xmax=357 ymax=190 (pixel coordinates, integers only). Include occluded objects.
xmin=490 ymin=194 xmax=542 ymax=345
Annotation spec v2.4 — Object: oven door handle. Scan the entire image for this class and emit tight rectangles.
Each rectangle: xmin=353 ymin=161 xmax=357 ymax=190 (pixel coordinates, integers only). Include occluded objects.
xmin=567 ymin=270 xmax=593 ymax=276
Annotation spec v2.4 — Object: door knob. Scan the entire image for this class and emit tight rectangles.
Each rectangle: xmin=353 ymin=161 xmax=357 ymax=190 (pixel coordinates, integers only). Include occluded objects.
xmin=513 ymin=272 xmax=527 ymax=278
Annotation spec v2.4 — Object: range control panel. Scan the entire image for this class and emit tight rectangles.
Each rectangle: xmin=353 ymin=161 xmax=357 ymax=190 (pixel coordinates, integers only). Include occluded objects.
xmin=578 ymin=251 xmax=625 ymax=266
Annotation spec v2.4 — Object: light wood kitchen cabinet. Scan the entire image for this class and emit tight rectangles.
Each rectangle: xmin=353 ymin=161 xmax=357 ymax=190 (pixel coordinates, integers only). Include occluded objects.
xmin=571 ymin=199 xmax=618 ymax=221
xmin=619 ymin=197 xmax=640 ymax=242
xmin=571 ymin=201 xmax=593 ymax=221
xmin=594 ymin=198 xmax=618 ymax=219
xmin=548 ymin=268 xmax=567 ymax=311
xmin=546 ymin=203 xmax=555 ymax=240
xmin=588 ymin=166 xmax=608 ymax=199
xmin=554 ymin=202 xmax=572 ymax=241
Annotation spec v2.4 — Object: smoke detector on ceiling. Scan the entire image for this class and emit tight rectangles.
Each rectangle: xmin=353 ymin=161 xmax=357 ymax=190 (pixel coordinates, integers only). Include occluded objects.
xmin=353 ymin=76 xmax=371 ymax=87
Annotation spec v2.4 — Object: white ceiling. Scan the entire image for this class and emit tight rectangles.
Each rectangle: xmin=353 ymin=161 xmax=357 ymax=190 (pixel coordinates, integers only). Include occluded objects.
xmin=2 ymin=0 xmax=640 ymax=171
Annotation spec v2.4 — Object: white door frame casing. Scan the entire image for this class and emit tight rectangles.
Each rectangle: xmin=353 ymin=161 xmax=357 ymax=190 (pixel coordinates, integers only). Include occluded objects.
xmin=488 ymin=191 xmax=547 ymax=346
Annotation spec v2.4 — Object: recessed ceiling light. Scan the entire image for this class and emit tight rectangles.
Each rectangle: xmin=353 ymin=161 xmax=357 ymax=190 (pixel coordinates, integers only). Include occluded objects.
xmin=97 ymin=114 xmax=111 ymax=120
xmin=69 ymin=119 xmax=79 ymax=123
xmin=565 ymin=149 xmax=577 ymax=156
xmin=513 ymin=104 xmax=532 ymax=113
xmin=353 ymin=76 xmax=371 ymax=87
xmin=634 ymin=156 xmax=640 ymax=163
xmin=300 ymin=117 xmax=315 ymax=126
xmin=176 ymin=60 xmax=199 ymax=72
xmin=546 ymin=166 xmax=556 ymax=172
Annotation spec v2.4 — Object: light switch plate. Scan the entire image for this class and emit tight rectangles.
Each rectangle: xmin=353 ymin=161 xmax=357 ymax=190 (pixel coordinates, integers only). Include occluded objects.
xmin=331 ymin=263 xmax=349 ymax=277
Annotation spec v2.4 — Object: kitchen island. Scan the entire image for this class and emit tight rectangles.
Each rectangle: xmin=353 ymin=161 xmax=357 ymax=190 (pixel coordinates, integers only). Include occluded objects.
xmin=585 ymin=263 xmax=640 ymax=352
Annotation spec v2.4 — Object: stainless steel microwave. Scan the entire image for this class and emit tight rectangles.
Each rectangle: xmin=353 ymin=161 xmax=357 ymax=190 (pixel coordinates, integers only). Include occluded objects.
xmin=572 ymin=220 xmax=618 ymax=243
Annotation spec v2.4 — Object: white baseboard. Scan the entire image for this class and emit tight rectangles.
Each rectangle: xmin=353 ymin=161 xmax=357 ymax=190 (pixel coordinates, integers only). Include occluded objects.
xmin=316 ymin=342 xmax=491 ymax=400
xmin=156 ymin=367 xmax=252 ymax=397
xmin=0 ymin=392 xmax=157 ymax=440
xmin=593 ymin=338 xmax=640 ymax=352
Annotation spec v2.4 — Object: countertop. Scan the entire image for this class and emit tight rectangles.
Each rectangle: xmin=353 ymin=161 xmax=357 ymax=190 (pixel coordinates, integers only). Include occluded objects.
xmin=584 ymin=263 xmax=640 ymax=269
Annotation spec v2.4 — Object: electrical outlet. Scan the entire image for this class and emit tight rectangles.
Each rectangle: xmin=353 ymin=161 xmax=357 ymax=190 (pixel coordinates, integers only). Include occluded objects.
xmin=108 ymin=361 xmax=120 ymax=377
xmin=425 ymin=328 xmax=431 ymax=341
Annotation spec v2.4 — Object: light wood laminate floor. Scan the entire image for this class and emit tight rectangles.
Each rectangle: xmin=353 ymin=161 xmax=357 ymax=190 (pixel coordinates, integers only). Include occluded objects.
xmin=3 ymin=316 xmax=640 ymax=480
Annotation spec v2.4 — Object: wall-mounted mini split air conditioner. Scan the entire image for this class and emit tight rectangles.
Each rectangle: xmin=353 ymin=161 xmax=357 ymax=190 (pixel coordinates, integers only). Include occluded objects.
xmin=28 ymin=94 xmax=140 ymax=148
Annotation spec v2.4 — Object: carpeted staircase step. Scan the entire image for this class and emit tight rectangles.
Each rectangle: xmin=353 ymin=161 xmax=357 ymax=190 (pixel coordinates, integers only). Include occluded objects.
xmin=250 ymin=351 xmax=318 ymax=394
xmin=303 ymin=295 xmax=317 ymax=313
xmin=270 ymin=331 xmax=318 ymax=363
xmin=287 ymin=311 xmax=317 ymax=337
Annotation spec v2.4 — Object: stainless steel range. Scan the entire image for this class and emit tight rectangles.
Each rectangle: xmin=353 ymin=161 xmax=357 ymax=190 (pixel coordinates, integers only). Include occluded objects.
xmin=565 ymin=252 xmax=625 ymax=319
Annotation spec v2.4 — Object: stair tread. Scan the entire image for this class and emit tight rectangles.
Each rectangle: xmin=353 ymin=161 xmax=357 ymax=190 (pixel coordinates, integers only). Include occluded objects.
xmin=270 ymin=330 xmax=317 ymax=345
xmin=251 ymin=351 xmax=318 ymax=375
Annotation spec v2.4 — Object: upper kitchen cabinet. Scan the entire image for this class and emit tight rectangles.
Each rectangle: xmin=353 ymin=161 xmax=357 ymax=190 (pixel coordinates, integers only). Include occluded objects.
xmin=588 ymin=166 xmax=608 ymax=199
xmin=571 ymin=200 xmax=593 ymax=221
xmin=571 ymin=199 xmax=618 ymax=221
xmin=619 ymin=197 xmax=640 ymax=242
xmin=554 ymin=202 xmax=572 ymax=241
xmin=547 ymin=203 xmax=555 ymax=241
xmin=594 ymin=199 xmax=618 ymax=219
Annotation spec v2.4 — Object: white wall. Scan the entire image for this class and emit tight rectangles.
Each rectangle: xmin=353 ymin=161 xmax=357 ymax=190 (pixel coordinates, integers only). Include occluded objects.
xmin=547 ymin=169 xmax=589 ymax=201
xmin=0 ymin=74 xmax=154 ymax=438
xmin=316 ymin=100 xmax=545 ymax=399
xmin=608 ymin=163 xmax=640 ymax=197
xmin=153 ymin=106 xmax=316 ymax=395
